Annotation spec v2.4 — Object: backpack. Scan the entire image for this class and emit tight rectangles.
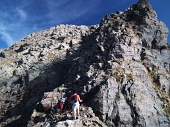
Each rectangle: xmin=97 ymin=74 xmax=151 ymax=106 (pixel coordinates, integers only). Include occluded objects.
xmin=72 ymin=95 xmax=78 ymax=103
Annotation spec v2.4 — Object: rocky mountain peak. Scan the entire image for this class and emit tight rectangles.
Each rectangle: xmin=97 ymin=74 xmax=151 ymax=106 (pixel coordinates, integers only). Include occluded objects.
xmin=139 ymin=0 xmax=149 ymax=3
xmin=127 ymin=0 xmax=157 ymax=20
xmin=100 ymin=0 xmax=168 ymax=53
xmin=0 ymin=1 xmax=170 ymax=127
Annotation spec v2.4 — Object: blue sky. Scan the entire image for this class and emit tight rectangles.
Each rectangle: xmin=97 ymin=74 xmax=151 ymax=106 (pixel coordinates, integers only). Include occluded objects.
xmin=0 ymin=0 xmax=170 ymax=49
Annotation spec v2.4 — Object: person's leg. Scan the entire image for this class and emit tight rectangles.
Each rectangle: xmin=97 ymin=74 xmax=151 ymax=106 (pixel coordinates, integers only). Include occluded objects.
xmin=73 ymin=110 xmax=76 ymax=120
xmin=72 ymin=104 xmax=76 ymax=120
xmin=60 ymin=102 xmax=63 ymax=110
xmin=77 ymin=103 xmax=80 ymax=116
xmin=77 ymin=104 xmax=80 ymax=116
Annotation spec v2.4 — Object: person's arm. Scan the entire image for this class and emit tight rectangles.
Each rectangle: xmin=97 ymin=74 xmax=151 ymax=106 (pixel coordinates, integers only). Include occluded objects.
xmin=77 ymin=95 xmax=82 ymax=102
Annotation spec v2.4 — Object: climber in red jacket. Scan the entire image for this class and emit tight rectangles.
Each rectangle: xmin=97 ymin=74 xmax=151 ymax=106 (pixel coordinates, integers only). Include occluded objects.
xmin=70 ymin=90 xmax=82 ymax=120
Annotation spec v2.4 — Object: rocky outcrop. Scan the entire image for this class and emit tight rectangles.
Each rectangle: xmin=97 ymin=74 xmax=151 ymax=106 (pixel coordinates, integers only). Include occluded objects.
xmin=0 ymin=0 xmax=170 ymax=127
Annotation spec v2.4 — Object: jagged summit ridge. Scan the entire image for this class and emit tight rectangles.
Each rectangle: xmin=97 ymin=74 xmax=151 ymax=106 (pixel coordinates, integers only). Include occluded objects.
xmin=0 ymin=0 xmax=170 ymax=127
xmin=101 ymin=0 xmax=168 ymax=50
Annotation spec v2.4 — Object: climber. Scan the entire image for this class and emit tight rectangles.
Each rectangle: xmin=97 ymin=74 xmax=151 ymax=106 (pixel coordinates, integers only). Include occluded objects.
xmin=59 ymin=97 xmax=67 ymax=111
xmin=70 ymin=90 xmax=82 ymax=120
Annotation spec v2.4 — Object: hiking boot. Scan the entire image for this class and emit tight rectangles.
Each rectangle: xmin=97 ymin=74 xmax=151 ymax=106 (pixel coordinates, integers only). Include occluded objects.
xmin=77 ymin=115 xmax=81 ymax=119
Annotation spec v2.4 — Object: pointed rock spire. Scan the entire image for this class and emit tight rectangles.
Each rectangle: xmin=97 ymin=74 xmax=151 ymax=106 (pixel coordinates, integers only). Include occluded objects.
xmin=138 ymin=0 xmax=149 ymax=4
xmin=138 ymin=0 xmax=157 ymax=19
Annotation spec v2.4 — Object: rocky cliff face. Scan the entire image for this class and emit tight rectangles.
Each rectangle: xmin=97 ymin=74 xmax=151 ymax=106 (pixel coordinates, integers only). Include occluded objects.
xmin=0 ymin=0 xmax=170 ymax=126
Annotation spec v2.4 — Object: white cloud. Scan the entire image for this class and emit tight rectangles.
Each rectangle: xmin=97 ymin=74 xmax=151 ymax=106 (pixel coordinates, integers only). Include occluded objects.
xmin=44 ymin=0 xmax=97 ymax=25
xmin=0 ymin=1 xmax=29 ymax=47
xmin=0 ymin=15 xmax=15 ymax=46
xmin=0 ymin=31 xmax=14 ymax=46
xmin=0 ymin=0 xmax=141 ymax=48
xmin=16 ymin=8 xmax=27 ymax=20
xmin=0 ymin=0 xmax=104 ymax=47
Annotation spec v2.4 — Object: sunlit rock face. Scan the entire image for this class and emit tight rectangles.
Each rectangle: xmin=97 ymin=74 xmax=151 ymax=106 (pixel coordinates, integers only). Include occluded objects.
xmin=0 ymin=0 xmax=170 ymax=126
